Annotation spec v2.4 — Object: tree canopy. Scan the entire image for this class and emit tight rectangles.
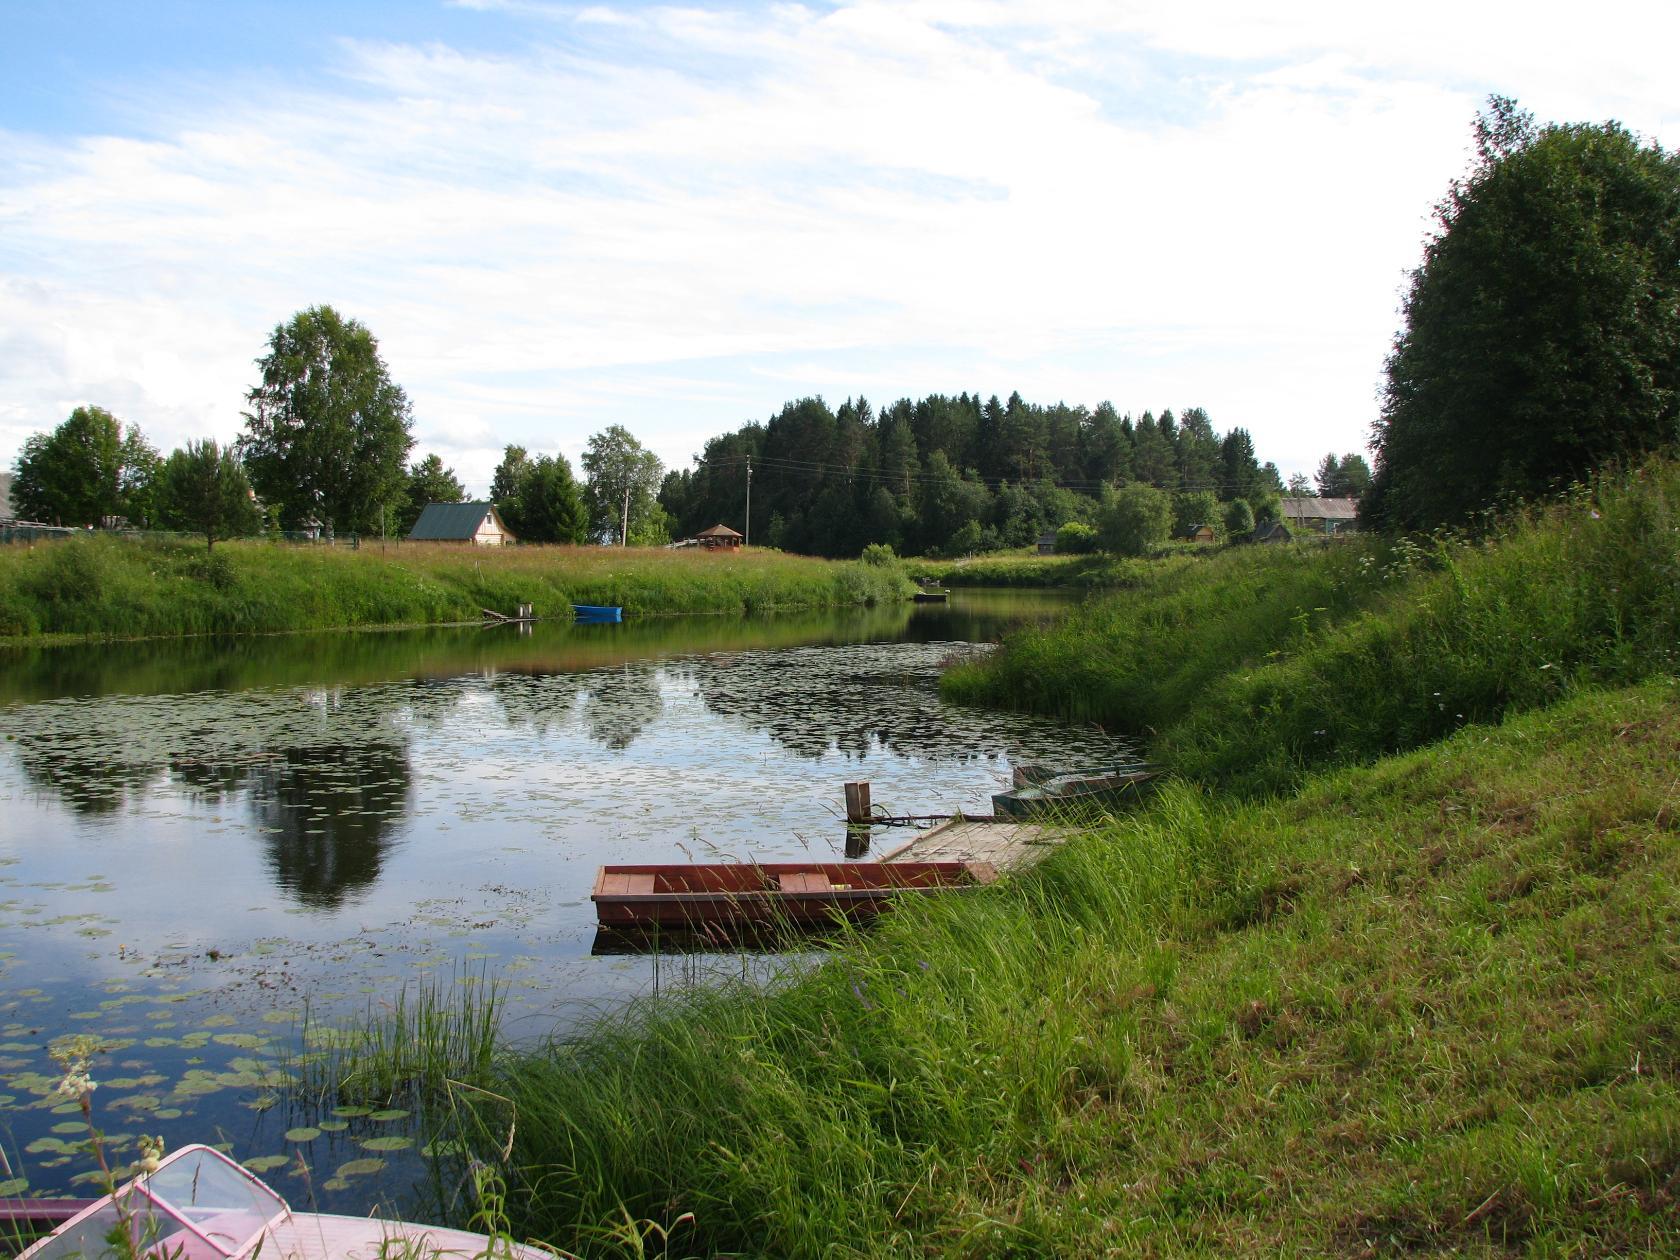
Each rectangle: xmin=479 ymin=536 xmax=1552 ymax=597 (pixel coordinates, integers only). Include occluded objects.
xmin=239 ymin=306 xmax=414 ymax=536
xmin=582 ymin=426 xmax=664 ymax=545
xmin=1366 ymin=98 xmax=1680 ymax=532
xmin=401 ymin=453 xmax=467 ymax=533
xmin=157 ymin=439 xmax=260 ymax=548
xmin=11 ymin=405 xmax=159 ymax=527
xmin=493 ymin=447 xmax=589 ymax=544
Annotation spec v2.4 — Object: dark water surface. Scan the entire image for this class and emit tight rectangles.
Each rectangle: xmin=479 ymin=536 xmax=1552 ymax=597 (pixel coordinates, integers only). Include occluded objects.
xmin=0 ymin=590 xmax=1126 ymax=1215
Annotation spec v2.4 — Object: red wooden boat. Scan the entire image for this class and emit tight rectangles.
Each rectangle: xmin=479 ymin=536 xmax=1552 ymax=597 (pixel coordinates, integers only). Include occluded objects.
xmin=591 ymin=860 xmax=997 ymax=929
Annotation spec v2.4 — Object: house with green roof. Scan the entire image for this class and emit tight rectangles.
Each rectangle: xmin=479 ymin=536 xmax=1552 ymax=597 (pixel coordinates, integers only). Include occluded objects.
xmin=407 ymin=502 xmax=516 ymax=546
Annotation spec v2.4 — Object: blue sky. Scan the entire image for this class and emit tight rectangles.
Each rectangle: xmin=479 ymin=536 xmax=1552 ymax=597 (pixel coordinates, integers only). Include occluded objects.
xmin=4 ymin=0 xmax=1678 ymax=495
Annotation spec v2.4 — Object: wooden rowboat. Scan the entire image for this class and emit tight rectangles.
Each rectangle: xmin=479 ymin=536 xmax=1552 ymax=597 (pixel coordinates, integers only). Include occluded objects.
xmin=591 ymin=860 xmax=996 ymax=929
xmin=14 ymin=1144 xmax=561 ymax=1260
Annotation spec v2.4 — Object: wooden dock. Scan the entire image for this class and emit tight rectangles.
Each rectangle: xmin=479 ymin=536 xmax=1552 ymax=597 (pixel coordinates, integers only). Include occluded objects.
xmin=878 ymin=815 xmax=1069 ymax=873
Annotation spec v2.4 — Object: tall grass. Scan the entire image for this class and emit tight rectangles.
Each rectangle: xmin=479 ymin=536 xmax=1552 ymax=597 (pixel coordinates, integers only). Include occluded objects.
xmin=946 ymin=458 xmax=1680 ymax=795
xmin=476 ymin=681 xmax=1680 ymax=1255
xmin=0 ymin=538 xmax=913 ymax=640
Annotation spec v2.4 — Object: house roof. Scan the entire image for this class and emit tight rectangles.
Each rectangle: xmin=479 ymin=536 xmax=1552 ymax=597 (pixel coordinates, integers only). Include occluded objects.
xmin=1251 ymin=520 xmax=1293 ymax=541
xmin=697 ymin=523 xmax=743 ymax=538
xmin=408 ymin=501 xmax=512 ymax=541
xmin=1280 ymin=496 xmax=1360 ymax=521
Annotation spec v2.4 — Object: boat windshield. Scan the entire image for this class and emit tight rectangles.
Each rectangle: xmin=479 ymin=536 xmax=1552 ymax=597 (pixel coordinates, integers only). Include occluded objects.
xmin=24 ymin=1148 xmax=287 ymax=1260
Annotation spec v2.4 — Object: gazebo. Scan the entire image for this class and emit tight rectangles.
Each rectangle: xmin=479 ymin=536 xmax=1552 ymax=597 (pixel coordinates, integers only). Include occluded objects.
xmin=696 ymin=523 xmax=744 ymax=550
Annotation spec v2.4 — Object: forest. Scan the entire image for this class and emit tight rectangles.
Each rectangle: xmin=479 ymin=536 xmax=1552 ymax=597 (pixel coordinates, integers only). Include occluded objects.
xmin=658 ymin=392 xmax=1288 ymax=558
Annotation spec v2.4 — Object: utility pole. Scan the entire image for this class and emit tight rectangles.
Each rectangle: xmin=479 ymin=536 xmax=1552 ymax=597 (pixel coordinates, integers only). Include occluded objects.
xmin=621 ymin=483 xmax=630 ymax=547
xmin=745 ymin=456 xmax=752 ymax=547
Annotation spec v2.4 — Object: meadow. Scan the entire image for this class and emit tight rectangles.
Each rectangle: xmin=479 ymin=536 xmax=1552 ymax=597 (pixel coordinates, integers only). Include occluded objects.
xmin=0 ymin=537 xmax=912 ymax=640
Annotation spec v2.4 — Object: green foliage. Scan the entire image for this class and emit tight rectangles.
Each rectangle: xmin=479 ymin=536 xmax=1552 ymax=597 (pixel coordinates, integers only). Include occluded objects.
xmin=239 ymin=305 xmax=414 ymax=536
xmin=400 ymin=453 xmax=467 ymax=533
xmin=1097 ymin=482 xmax=1172 ymax=555
xmin=157 ymin=439 xmax=260 ymax=548
xmin=582 ymin=425 xmax=663 ymax=545
xmin=11 ymin=406 xmax=159 ymax=528
xmin=858 ymin=542 xmax=897 ymax=566
xmin=1054 ymin=521 xmax=1096 ymax=554
xmin=1222 ymin=497 xmax=1255 ymax=538
xmin=950 ymin=455 xmax=1680 ymax=798
xmin=0 ymin=536 xmax=913 ymax=639
xmin=499 ymin=452 xmax=588 ymax=544
xmin=1314 ymin=452 xmax=1371 ymax=499
xmin=472 ymin=682 xmax=1680 ymax=1256
xmin=1368 ymin=97 xmax=1680 ymax=531
xmin=1172 ymin=489 xmax=1220 ymax=538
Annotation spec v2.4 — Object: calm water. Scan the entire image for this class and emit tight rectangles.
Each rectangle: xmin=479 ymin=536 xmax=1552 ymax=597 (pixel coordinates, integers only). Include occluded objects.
xmin=0 ymin=590 xmax=1126 ymax=1216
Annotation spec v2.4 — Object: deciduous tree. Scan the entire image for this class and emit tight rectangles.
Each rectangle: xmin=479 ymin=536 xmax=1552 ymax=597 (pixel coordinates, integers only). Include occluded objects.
xmin=581 ymin=426 xmax=663 ymax=545
xmin=11 ymin=406 xmax=159 ymax=527
xmin=1098 ymin=483 xmax=1172 ymax=556
xmin=1367 ymin=98 xmax=1680 ymax=531
xmin=240 ymin=306 xmax=414 ymax=536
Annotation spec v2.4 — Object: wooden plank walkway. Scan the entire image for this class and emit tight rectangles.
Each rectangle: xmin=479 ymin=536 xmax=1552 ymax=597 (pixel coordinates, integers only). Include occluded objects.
xmin=878 ymin=816 xmax=1070 ymax=873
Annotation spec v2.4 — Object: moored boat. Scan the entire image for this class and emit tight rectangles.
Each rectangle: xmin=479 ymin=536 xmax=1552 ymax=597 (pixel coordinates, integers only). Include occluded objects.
xmin=591 ymin=860 xmax=997 ymax=929
xmin=992 ymin=766 xmax=1158 ymax=818
xmin=14 ymin=1144 xmax=561 ymax=1260
xmin=571 ymin=603 xmax=622 ymax=622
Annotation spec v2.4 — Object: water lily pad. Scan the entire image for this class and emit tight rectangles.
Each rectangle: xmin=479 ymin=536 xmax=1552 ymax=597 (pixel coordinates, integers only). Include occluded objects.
xmin=284 ymin=1127 xmax=321 ymax=1143
xmin=367 ymin=1108 xmax=409 ymax=1122
xmin=358 ymin=1136 xmax=413 ymax=1153
xmin=51 ymin=1122 xmax=86 ymax=1135
xmin=0 ymin=1178 xmax=28 ymax=1196
xmin=334 ymin=1158 xmax=386 ymax=1178
xmin=202 ymin=1014 xmax=237 ymax=1029
xmin=316 ymin=1119 xmax=349 ymax=1133
xmin=211 ymin=1033 xmax=268 ymax=1049
xmin=154 ymin=1108 xmax=184 ymax=1120
xmin=243 ymin=1155 xmax=290 ymax=1174
xmin=331 ymin=1106 xmax=371 ymax=1118
xmin=420 ymin=1140 xmax=466 ymax=1158
xmin=321 ymin=1177 xmax=351 ymax=1192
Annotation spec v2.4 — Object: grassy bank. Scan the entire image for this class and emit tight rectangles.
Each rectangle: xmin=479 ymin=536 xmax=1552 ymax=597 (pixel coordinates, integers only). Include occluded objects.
xmin=0 ymin=537 xmax=913 ymax=640
xmin=478 ymin=679 xmax=1680 ymax=1256
xmin=917 ymin=550 xmax=1187 ymax=587
xmin=945 ymin=459 xmax=1680 ymax=796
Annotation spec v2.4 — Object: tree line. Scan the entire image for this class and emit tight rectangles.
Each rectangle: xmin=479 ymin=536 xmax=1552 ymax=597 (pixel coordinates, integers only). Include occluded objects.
xmin=659 ymin=394 xmax=1294 ymax=558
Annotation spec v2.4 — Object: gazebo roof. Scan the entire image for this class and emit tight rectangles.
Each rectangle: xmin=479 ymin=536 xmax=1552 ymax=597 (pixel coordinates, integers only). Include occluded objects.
xmin=697 ymin=523 xmax=743 ymax=538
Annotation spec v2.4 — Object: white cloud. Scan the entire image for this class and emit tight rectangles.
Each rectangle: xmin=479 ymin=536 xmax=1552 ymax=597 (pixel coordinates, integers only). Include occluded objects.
xmin=3 ymin=0 xmax=1677 ymax=493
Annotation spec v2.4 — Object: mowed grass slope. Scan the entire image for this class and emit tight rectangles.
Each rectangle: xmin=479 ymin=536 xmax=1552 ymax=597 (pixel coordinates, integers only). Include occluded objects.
xmin=0 ymin=537 xmax=913 ymax=639
xmin=486 ymin=681 xmax=1680 ymax=1257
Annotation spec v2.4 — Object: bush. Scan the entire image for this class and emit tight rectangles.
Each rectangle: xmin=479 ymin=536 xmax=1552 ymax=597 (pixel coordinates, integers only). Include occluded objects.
xmin=1097 ymin=484 xmax=1172 ymax=556
xmin=1054 ymin=522 xmax=1097 ymax=554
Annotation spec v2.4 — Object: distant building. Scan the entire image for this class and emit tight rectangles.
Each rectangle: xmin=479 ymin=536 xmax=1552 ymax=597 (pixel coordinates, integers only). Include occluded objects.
xmin=696 ymin=523 xmax=744 ymax=550
xmin=1249 ymin=520 xmax=1293 ymax=544
xmin=0 ymin=471 xmax=12 ymax=520
xmin=1280 ymin=496 xmax=1359 ymax=535
xmin=408 ymin=502 xmax=516 ymax=546
xmin=1036 ymin=530 xmax=1057 ymax=555
xmin=1181 ymin=524 xmax=1217 ymax=543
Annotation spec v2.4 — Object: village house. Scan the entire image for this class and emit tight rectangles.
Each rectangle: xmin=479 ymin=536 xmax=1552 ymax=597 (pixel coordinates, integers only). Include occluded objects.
xmin=407 ymin=502 xmax=517 ymax=546
xmin=696 ymin=523 xmax=744 ymax=550
xmin=1280 ymin=496 xmax=1360 ymax=535
xmin=1036 ymin=529 xmax=1057 ymax=555
xmin=1181 ymin=523 xmax=1217 ymax=543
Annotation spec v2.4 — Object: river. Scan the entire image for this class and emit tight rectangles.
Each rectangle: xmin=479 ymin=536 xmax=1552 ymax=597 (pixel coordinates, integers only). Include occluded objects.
xmin=0 ymin=590 xmax=1128 ymax=1217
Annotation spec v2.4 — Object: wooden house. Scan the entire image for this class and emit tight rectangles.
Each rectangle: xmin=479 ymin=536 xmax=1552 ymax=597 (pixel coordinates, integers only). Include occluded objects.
xmin=1036 ymin=530 xmax=1058 ymax=555
xmin=1181 ymin=524 xmax=1217 ymax=543
xmin=696 ymin=523 xmax=744 ymax=550
xmin=408 ymin=502 xmax=517 ymax=546
xmin=1249 ymin=519 xmax=1293 ymax=544
xmin=1280 ymin=496 xmax=1359 ymax=535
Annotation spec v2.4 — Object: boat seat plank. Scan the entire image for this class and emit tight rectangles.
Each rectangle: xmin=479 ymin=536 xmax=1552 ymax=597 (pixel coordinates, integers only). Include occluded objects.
xmin=778 ymin=871 xmax=832 ymax=894
xmin=598 ymin=873 xmax=657 ymax=896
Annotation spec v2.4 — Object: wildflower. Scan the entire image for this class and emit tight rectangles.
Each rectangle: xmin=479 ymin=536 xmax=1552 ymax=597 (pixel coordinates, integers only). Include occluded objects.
xmin=49 ymin=1034 xmax=103 ymax=1100
xmin=138 ymin=1134 xmax=165 ymax=1175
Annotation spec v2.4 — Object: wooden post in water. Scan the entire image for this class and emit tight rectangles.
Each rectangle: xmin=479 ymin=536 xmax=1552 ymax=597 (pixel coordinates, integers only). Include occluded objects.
xmin=844 ymin=781 xmax=872 ymax=824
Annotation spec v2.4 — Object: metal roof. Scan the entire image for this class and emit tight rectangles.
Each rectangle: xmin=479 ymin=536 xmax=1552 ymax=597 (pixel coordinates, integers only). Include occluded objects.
xmin=1280 ymin=496 xmax=1360 ymax=521
xmin=408 ymin=501 xmax=512 ymax=541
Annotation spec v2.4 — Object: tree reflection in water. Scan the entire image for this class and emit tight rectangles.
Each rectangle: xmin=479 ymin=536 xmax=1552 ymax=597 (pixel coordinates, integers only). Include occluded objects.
xmin=247 ymin=743 xmax=411 ymax=909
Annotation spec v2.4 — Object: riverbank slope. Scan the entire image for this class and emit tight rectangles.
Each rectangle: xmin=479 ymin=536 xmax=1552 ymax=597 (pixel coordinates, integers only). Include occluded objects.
xmin=0 ymin=537 xmax=912 ymax=640
xmin=483 ymin=677 xmax=1680 ymax=1255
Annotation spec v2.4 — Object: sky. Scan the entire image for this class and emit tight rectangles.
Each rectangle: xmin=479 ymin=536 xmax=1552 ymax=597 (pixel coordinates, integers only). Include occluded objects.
xmin=4 ymin=1 xmax=1678 ymax=497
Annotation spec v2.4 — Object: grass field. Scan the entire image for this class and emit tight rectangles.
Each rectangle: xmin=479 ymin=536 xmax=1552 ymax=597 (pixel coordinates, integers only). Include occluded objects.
xmin=0 ymin=537 xmax=913 ymax=640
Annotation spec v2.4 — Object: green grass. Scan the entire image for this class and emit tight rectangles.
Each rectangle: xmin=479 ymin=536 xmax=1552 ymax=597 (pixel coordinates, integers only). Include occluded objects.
xmin=471 ymin=679 xmax=1680 ymax=1256
xmin=945 ymin=458 xmax=1680 ymax=796
xmin=917 ymin=549 xmax=1199 ymax=588
xmin=0 ymin=538 xmax=913 ymax=640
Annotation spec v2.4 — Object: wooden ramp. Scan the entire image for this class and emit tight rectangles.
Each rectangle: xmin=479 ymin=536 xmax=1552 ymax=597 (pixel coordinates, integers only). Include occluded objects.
xmin=879 ymin=816 xmax=1069 ymax=873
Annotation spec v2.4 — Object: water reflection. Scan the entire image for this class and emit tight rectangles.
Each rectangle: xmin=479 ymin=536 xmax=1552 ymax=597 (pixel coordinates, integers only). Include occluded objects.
xmin=581 ymin=666 xmax=664 ymax=751
xmin=250 ymin=744 xmax=410 ymax=908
